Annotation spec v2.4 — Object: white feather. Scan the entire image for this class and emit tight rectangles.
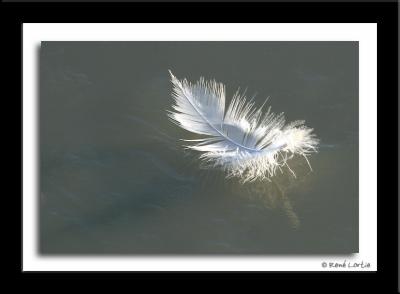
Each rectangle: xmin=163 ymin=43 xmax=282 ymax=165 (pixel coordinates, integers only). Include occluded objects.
xmin=167 ymin=70 xmax=319 ymax=183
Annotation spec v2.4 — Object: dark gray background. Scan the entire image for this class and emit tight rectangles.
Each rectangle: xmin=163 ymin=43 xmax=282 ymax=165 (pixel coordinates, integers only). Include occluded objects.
xmin=40 ymin=41 xmax=358 ymax=254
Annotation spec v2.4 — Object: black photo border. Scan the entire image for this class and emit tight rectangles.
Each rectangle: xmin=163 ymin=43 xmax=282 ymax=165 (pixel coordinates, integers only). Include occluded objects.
xmin=4 ymin=0 xmax=398 ymax=291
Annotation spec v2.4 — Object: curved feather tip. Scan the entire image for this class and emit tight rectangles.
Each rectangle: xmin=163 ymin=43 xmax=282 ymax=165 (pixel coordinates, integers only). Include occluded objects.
xmin=167 ymin=70 xmax=319 ymax=183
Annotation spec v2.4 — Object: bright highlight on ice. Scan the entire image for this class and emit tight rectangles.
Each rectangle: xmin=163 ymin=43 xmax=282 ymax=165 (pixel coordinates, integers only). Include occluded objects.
xmin=167 ymin=71 xmax=319 ymax=183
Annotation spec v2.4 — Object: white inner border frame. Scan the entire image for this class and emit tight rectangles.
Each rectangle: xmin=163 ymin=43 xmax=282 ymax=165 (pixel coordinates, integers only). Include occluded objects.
xmin=23 ymin=23 xmax=377 ymax=272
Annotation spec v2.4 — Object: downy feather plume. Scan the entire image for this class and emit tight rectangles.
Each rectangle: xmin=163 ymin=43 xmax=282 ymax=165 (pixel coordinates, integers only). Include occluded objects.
xmin=167 ymin=71 xmax=319 ymax=183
